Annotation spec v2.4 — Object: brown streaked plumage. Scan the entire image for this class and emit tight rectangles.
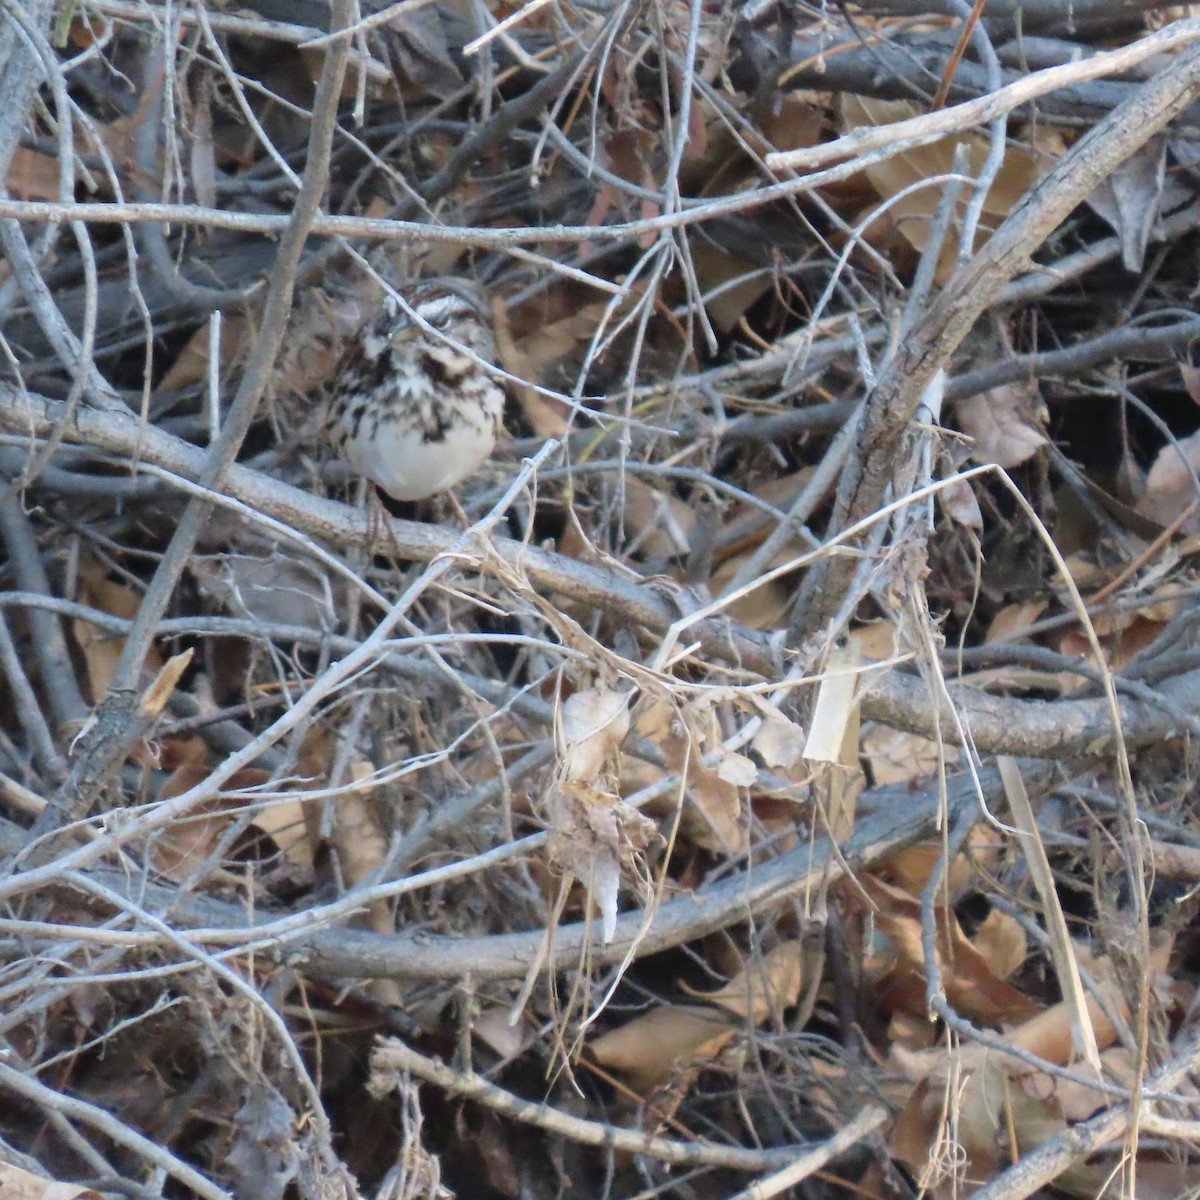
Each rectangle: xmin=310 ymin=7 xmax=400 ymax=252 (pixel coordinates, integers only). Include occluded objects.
xmin=322 ymin=279 xmax=504 ymax=502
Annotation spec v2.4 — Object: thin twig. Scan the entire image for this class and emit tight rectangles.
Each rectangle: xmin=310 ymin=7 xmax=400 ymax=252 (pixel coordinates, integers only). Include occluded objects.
xmin=721 ymin=1105 xmax=887 ymax=1200
xmin=768 ymin=17 xmax=1200 ymax=171
xmin=372 ymin=1036 xmax=885 ymax=1172
xmin=4 ymin=393 xmax=1200 ymax=759
xmin=0 ymin=1059 xmax=232 ymax=1200
xmin=0 ymin=496 xmax=89 ymax=732
xmin=968 ymin=1034 xmax=1200 ymax=1200
xmin=27 ymin=0 xmax=359 ymax=843
xmin=788 ymin=36 xmax=1200 ymax=650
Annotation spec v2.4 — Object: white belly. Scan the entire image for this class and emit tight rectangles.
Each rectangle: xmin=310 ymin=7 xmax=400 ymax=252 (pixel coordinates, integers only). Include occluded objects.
xmin=342 ymin=413 xmax=498 ymax=501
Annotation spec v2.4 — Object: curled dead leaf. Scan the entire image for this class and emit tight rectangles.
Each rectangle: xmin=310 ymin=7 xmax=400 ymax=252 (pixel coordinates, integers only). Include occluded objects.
xmin=858 ymin=873 xmax=1038 ymax=1025
xmin=751 ymin=711 xmax=807 ymax=769
xmin=841 ymin=94 xmax=1058 ymax=283
xmin=957 ymin=383 xmax=1048 ymax=469
xmin=542 ymin=778 xmax=659 ymax=942
xmin=1134 ymin=426 xmax=1200 ymax=531
xmin=559 ymin=687 xmax=631 ymax=783
xmin=715 ymin=750 xmax=757 ymax=787
xmin=543 ymin=689 xmax=653 ymax=940
xmin=590 ymin=941 xmax=804 ymax=1092
xmin=0 ymin=1161 xmax=102 ymax=1198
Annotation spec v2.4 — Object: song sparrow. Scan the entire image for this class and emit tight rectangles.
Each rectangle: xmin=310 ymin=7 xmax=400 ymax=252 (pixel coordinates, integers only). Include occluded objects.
xmin=322 ymin=279 xmax=505 ymax=502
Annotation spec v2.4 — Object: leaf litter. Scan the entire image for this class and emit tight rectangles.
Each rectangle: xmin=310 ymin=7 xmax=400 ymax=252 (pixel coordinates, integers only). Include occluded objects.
xmin=2 ymin=4 xmax=1200 ymax=1200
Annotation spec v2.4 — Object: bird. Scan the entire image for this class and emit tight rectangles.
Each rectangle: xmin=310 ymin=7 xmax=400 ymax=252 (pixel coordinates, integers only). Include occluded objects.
xmin=321 ymin=278 xmax=505 ymax=502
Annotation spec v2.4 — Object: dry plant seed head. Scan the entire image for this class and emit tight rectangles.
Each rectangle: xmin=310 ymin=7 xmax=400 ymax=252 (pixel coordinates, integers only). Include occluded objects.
xmin=322 ymin=278 xmax=505 ymax=502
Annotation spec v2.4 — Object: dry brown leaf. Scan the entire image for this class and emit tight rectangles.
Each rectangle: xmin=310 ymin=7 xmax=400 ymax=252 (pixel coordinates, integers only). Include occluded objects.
xmin=675 ymin=751 xmax=745 ymax=853
xmin=590 ymin=1003 xmax=737 ymax=1093
xmin=1082 ymin=1160 xmax=1200 ymax=1200
xmin=0 ymin=1162 xmax=101 ymax=1199
xmin=969 ymin=908 xmax=1027 ymax=982
xmin=472 ymin=1007 xmax=534 ymax=1063
xmin=861 ymin=724 xmax=956 ymax=787
xmin=957 ymin=383 xmax=1048 ymax=468
xmin=499 ymin=291 xmax=614 ymax=436
xmin=5 ymin=147 xmax=64 ymax=202
xmin=859 ymin=873 xmax=1039 ymax=1025
xmin=852 ymin=618 xmax=900 ymax=661
xmin=191 ymin=548 xmax=341 ymax=629
xmin=715 ymin=750 xmax=757 ymax=787
xmin=560 ymin=687 xmax=630 ymax=783
xmin=708 ymin=551 xmax=795 ymax=629
xmin=842 ymin=94 xmax=1058 ymax=282
xmin=750 ymin=711 xmax=806 ymax=770
xmin=1057 ymin=589 xmax=1181 ymax=673
xmin=625 ymin=698 xmax=746 ymax=854
xmin=1084 ymin=134 xmax=1168 ymax=272
xmin=669 ymin=718 xmax=746 ymax=854
xmin=331 ymin=762 xmax=399 ymax=1002
xmin=152 ymin=745 xmax=319 ymax=882
xmin=703 ymin=471 xmax=815 ymax=630
xmin=151 ymin=763 xmax=272 ymax=880
xmin=620 ymin=477 xmax=695 ymax=559
xmin=682 ymin=96 xmax=821 ymax=203
xmin=157 ymin=315 xmax=248 ymax=393
xmin=1061 ymin=552 xmax=1108 ymax=590
xmin=890 ymin=1006 xmax=1146 ymax=1199
xmin=885 ymin=1008 xmax=940 ymax=1056
xmin=1134 ymin=427 xmax=1200 ymax=529
xmin=936 ymin=472 xmax=984 ymax=531
xmin=152 ymin=802 xmax=234 ymax=881
xmin=384 ymin=2 xmax=465 ymax=101
xmin=875 ymin=827 xmax=1000 ymax=896
xmin=760 ymin=96 xmax=825 ymax=157
xmin=73 ymin=561 xmax=164 ymax=703
xmin=985 ymin=598 xmax=1048 ymax=643
xmin=1005 ymin=936 xmax=1173 ymax=1066
xmin=590 ymin=941 xmax=803 ymax=1092
xmin=332 ymin=763 xmax=389 ymax=891
xmin=695 ymin=939 xmax=803 ymax=1022
xmin=893 ymin=1059 xmax=1066 ymax=1199
xmin=714 ymin=469 xmax=814 ymax=551
xmin=1051 ymin=1046 xmax=1138 ymax=1122
xmin=1086 ymin=589 xmax=1181 ymax=632
xmin=687 ymin=242 xmax=770 ymax=334
xmin=74 ymin=564 xmax=139 ymax=621
xmin=544 ymin=687 xmax=656 ymax=940
xmin=246 ymin=795 xmax=313 ymax=875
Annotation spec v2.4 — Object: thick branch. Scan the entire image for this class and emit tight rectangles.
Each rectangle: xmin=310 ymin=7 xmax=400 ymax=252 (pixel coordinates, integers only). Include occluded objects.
xmin=1 ymin=759 xmax=1051 ymax=981
xmin=2 ymin=388 xmax=1196 ymax=760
